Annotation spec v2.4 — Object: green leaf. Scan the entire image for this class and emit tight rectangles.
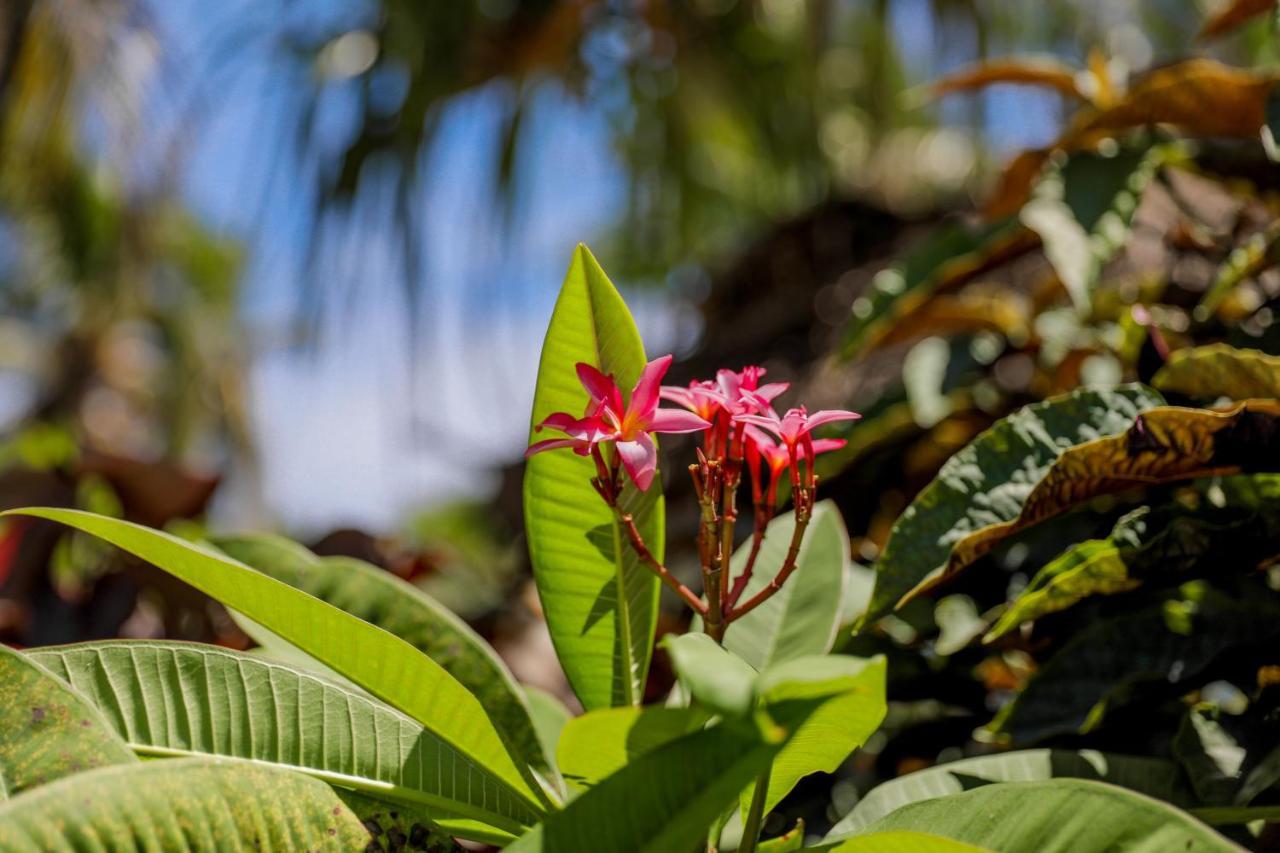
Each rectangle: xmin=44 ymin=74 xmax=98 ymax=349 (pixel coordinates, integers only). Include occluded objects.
xmin=839 ymin=218 xmax=1032 ymax=358
xmin=1154 ymin=344 xmax=1280 ymax=400
xmin=523 ymin=244 xmax=662 ymax=710
xmin=0 ymin=757 xmax=371 ymax=850
xmin=721 ymin=501 xmax=849 ymax=670
xmin=757 ymin=819 xmax=806 ymax=851
xmin=28 ymin=640 xmax=538 ymax=843
xmin=827 ymin=831 xmax=991 ymax=852
xmin=0 ymin=645 xmax=136 ymax=800
xmin=826 ymin=749 xmax=1197 ymax=838
xmin=1020 ymin=145 xmax=1165 ymax=312
xmin=335 ymin=789 xmax=462 ymax=852
xmin=743 ymin=655 xmax=886 ymax=822
xmin=1194 ymin=222 xmax=1280 ymax=320
xmin=212 ymin=532 xmax=556 ymax=793
xmin=523 ymin=686 xmax=572 ymax=778
xmin=1 ymin=508 xmax=548 ymax=818
xmin=851 ymin=779 xmax=1239 ymax=852
xmin=992 ymin=581 xmax=1280 ymax=742
xmin=509 ymin=718 xmax=782 ymax=853
xmin=662 ymin=633 xmax=758 ymax=717
xmin=859 ymin=385 xmax=1164 ymax=627
xmin=557 ymin=706 xmax=709 ymax=790
xmin=1175 ymin=706 xmax=1246 ymax=807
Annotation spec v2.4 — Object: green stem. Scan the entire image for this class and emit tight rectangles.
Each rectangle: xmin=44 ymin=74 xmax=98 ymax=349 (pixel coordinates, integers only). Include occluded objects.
xmin=739 ymin=766 xmax=772 ymax=853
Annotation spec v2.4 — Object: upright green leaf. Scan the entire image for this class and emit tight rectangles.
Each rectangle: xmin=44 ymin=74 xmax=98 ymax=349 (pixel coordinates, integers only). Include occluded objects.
xmin=0 ymin=645 xmax=135 ymax=800
xmin=721 ymin=501 xmax=849 ymax=670
xmin=860 ymin=385 xmax=1164 ymax=626
xmin=0 ymin=758 xmax=371 ymax=850
xmin=1 ymin=508 xmax=548 ymax=817
xmin=524 ymin=244 xmax=662 ymax=710
xmin=662 ymin=633 xmax=758 ymax=717
xmin=846 ymin=779 xmax=1239 ymax=852
xmin=557 ymin=706 xmax=709 ymax=790
xmin=213 ymin=532 xmax=556 ymax=793
xmin=1154 ymin=344 xmax=1280 ymax=400
xmin=826 ymin=832 xmax=991 ymax=852
xmin=523 ymin=686 xmax=572 ymax=778
xmin=826 ymin=749 xmax=1196 ymax=838
xmin=28 ymin=640 xmax=539 ymax=842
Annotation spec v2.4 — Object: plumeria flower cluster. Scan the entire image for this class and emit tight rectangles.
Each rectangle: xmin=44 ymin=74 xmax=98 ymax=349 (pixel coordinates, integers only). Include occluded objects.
xmin=527 ymin=354 xmax=859 ymax=641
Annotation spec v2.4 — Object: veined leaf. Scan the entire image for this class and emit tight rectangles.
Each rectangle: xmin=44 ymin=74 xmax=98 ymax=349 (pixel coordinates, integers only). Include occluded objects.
xmin=0 ymin=645 xmax=135 ymax=800
xmin=28 ymin=640 xmax=539 ymax=843
xmin=662 ymin=633 xmax=758 ymax=717
xmin=992 ymin=581 xmax=1280 ymax=742
xmin=742 ymin=655 xmax=887 ymax=822
xmin=557 ymin=706 xmax=709 ymax=791
xmin=0 ymin=758 xmax=370 ymax=850
xmin=1154 ymin=344 xmax=1280 ymax=400
xmin=848 ymin=779 xmax=1239 ymax=852
xmin=860 ymin=385 xmax=1164 ymax=627
xmin=1198 ymin=0 xmax=1276 ymax=40
xmin=335 ymin=789 xmax=462 ymax=852
xmin=826 ymin=749 xmax=1196 ymax=838
xmin=826 ymin=832 xmax=991 ymax=852
xmin=838 ymin=219 xmax=1036 ymax=358
xmin=928 ymin=57 xmax=1084 ymax=100
xmin=523 ymin=244 xmax=662 ymax=710
xmin=1 ymin=508 xmax=548 ymax=818
xmin=1020 ymin=145 xmax=1166 ymax=312
xmin=720 ymin=501 xmax=849 ymax=670
xmin=213 ymin=532 xmax=556 ymax=794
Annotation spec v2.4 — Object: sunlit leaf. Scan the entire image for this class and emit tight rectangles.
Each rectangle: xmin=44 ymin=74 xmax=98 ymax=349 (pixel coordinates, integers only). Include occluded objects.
xmin=0 ymin=645 xmax=135 ymax=800
xmin=839 ymin=219 xmax=1036 ymax=358
xmin=213 ymin=532 xmax=556 ymax=794
xmin=28 ymin=640 xmax=539 ymax=843
xmin=662 ymin=633 xmax=758 ymax=717
xmin=523 ymin=686 xmax=572 ymax=779
xmin=1 ymin=508 xmax=549 ymax=818
xmin=825 ymin=831 xmax=991 ymax=852
xmin=1198 ymin=0 xmax=1277 ymax=40
xmin=928 ymin=57 xmax=1084 ymax=100
xmin=524 ymin=244 xmax=662 ymax=710
xmin=1020 ymin=145 xmax=1166 ymax=312
xmin=872 ymin=288 xmax=1030 ymax=350
xmin=758 ymin=819 xmax=806 ymax=851
xmin=0 ymin=758 xmax=371 ymax=849
xmin=904 ymin=398 xmax=1280 ymax=606
xmin=557 ymin=705 xmax=709 ymax=791
xmin=841 ymin=779 xmax=1238 ymax=851
xmin=336 ymin=789 xmax=463 ymax=852
xmin=826 ymin=749 xmax=1196 ymax=838
xmin=1175 ymin=706 xmax=1246 ymax=807
xmin=1156 ymin=344 xmax=1280 ymax=402
xmin=992 ymin=581 xmax=1280 ymax=742
xmin=859 ymin=385 xmax=1164 ymax=627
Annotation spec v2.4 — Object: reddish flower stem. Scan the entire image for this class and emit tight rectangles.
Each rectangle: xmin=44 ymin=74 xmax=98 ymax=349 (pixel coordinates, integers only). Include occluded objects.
xmin=616 ymin=508 xmax=708 ymax=616
xmin=727 ymin=482 xmax=817 ymax=623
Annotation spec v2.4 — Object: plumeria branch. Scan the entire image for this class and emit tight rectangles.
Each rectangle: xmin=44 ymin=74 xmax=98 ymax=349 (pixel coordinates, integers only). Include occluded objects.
xmin=727 ymin=478 xmax=818 ymax=622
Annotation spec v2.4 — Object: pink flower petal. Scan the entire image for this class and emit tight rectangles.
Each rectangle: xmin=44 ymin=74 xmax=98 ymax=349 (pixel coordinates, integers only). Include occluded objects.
xmin=733 ymin=413 xmax=783 ymax=438
xmin=524 ymin=438 xmax=579 ymax=459
xmin=576 ymin=363 xmax=623 ymax=412
xmin=616 ymin=433 xmax=658 ymax=491
xmin=804 ymin=410 xmax=862 ymax=431
xmin=536 ymin=411 xmax=580 ymax=433
xmin=659 ymin=386 xmax=697 ymax=409
xmin=753 ymin=382 xmax=789 ymax=403
xmin=811 ymin=438 xmax=848 ymax=455
xmin=629 ymin=355 xmax=673 ymax=420
xmin=647 ymin=408 xmax=712 ymax=434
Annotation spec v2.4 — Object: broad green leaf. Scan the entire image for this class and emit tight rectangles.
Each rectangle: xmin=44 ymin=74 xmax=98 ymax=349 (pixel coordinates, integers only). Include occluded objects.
xmin=0 ymin=758 xmax=371 ymax=850
xmin=335 ymin=789 xmax=462 ymax=852
xmin=557 ymin=706 xmax=709 ymax=790
xmin=1020 ymin=145 xmax=1165 ymax=312
xmin=523 ymin=686 xmax=572 ymax=777
xmin=523 ymin=244 xmax=662 ymax=710
xmin=1 ymin=508 xmax=548 ymax=817
xmin=849 ymin=779 xmax=1238 ymax=852
xmin=860 ymin=385 xmax=1164 ymax=626
xmin=662 ymin=633 xmax=758 ymax=717
xmin=826 ymin=749 xmax=1197 ymax=838
xmin=28 ymin=640 xmax=537 ymax=843
xmin=509 ymin=718 xmax=782 ymax=853
xmin=827 ymin=831 xmax=990 ymax=852
xmin=720 ymin=501 xmax=849 ymax=670
xmin=742 ymin=655 xmax=887 ymax=821
xmin=992 ymin=581 xmax=1280 ymax=742
xmin=1154 ymin=344 xmax=1280 ymax=400
xmin=213 ymin=532 xmax=556 ymax=793
xmin=0 ymin=645 xmax=135 ymax=800
xmin=839 ymin=219 xmax=1033 ymax=358
xmin=986 ymin=487 xmax=1280 ymax=640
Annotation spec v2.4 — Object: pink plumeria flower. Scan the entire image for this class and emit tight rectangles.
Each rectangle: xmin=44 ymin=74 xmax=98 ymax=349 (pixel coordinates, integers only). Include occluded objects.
xmin=526 ymin=355 xmax=709 ymax=491
xmin=659 ymin=379 xmax=724 ymax=422
xmin=744 ymin=425 xmax=846 ymax=481
xmin=735 ymin=405 xmax=860 ymax=450
xmin=715 ymin=366 xmax=789 ymax=417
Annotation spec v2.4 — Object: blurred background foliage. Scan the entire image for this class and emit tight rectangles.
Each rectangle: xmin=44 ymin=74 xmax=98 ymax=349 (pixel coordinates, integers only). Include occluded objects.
xmin=4 ymin=0 xmax=1280 ymax=846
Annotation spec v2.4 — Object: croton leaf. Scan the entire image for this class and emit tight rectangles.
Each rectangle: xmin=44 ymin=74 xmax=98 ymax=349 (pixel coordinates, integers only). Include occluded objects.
xmin=1154 ymin=344 xmax=1280 ymax=401
xmin=860 ymin=384 xmax=1164 ymax=627
xmin=523 ymin=244 xmax=662 ymax=710
xmin=1194 ymin=223 xmax=1280 ymax=320
xmin=0 ymin=644 xmax=136 ymax=800
xmin=991 ymin=581 xmax=1280 ymax=742
xmin=826 ymin=748 xmax=1196 ymax=838
xmin=902 ymin=398 xmax=1280 ymax=609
